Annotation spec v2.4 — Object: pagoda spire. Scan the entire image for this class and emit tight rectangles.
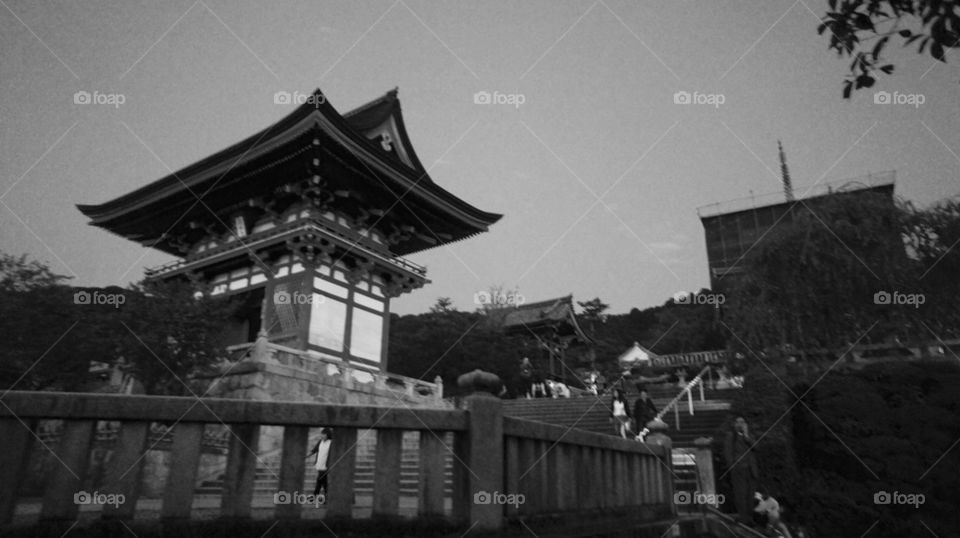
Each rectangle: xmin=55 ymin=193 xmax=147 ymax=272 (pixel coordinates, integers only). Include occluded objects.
xmin=778 ymin=140 xmax=794 ymax=202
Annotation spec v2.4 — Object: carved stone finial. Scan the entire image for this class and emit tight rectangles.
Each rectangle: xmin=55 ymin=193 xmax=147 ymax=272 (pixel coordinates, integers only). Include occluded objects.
xmin=457 ymin=369 xmax=501 ymax=395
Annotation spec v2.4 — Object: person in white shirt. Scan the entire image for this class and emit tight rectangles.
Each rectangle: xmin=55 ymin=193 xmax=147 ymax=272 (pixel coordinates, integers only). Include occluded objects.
xmin=610 ymin=389 xmax=632 ymax=438
xmin=306 ymin=428 xmax=333 ymax=501
xmin=754 ymin=491 xmax=793 ymax=538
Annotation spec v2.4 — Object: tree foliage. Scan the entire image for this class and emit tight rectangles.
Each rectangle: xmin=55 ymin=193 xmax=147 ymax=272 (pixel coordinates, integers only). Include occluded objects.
xmin=730 ymin=361 xmax=960 ymax=537
xmin=723 ymin=192 xmax=960 ymax=357
xmin=0 ymin=252 xmax=238 ymax=395
xmin=818 ymin=0 xmax=960 ymax=97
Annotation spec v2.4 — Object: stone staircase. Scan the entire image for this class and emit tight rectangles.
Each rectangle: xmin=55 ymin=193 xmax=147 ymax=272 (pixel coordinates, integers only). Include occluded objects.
xmin=501 ymin=384 xmax=736 ymax=449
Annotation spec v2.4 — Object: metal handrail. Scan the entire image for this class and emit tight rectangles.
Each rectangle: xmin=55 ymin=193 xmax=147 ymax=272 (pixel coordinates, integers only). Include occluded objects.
xmin=638 ymin=365 xmax=711 ymax=440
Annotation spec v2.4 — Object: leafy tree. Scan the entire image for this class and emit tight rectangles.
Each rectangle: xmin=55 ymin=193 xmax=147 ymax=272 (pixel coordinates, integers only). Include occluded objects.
xmin=429 ymin=297 xmax=455 ymax=314
xmin=724 ymin=192 xmax=916 ymax=357
xmin=817 ymin=0 xmax=959 ymax=97
xmin=0 ymin=251 xmax=237 ymax=395
xmin=115 ymin=278 xmax=238 ymax=395
xmin=901 ymin=198 xmax=960 ymax=338
xmin=388 ymin=310 xmax=527 ymax=397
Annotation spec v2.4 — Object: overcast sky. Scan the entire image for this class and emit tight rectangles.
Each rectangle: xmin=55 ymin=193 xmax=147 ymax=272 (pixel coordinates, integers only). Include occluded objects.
xmin=1 ymin=0 xmax=958 ymax=315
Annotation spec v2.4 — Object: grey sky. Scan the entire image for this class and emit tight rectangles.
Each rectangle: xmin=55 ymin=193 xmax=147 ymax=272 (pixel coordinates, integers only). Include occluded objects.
xmin=1 ymin=0 xmax=958 ymax=315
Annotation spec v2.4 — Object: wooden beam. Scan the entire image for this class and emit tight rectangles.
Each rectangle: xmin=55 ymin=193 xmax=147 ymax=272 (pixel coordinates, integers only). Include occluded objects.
xmin=0 ymin=392 xmax=468 ymax=431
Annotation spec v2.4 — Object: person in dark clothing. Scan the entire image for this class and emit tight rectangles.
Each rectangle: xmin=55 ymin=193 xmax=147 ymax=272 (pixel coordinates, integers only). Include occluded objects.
xmin=724 ymin=416 xmax=759 ymax=525
xmin=518 ymin=357 xmax=533 ymax=398
xmin=632 ymin=386 xmax=658 ymax=433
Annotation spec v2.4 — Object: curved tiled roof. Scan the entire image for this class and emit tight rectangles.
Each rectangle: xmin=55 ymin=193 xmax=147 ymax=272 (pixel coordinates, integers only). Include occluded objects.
xmin=77 ymin=87 xmax=501 ymax=256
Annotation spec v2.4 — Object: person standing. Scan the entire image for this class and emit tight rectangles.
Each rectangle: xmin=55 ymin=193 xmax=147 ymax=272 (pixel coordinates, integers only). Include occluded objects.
xmin=610 ymin=389 xmax=632 ymax=438
xmin=724 ymin=416 xmax=759 ymax=524
xmin=632 ymin=386 xmax=658 ymax=434
xmin=306 ymin=427 xmax=333 ymax=502
xmin=519 ymin=357 xmax=533 ymax=398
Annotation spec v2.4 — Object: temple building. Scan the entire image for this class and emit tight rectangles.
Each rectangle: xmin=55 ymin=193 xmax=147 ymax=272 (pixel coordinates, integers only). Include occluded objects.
xmin=78 ymin=87 xmax=501 ymax=375
xmin=501 ymin=295 xmax=592 ymax=381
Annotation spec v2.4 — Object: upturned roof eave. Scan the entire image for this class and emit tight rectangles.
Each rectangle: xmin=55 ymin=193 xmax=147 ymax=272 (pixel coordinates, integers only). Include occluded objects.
xmin=77 ymin=88 xmax=501 ymax=230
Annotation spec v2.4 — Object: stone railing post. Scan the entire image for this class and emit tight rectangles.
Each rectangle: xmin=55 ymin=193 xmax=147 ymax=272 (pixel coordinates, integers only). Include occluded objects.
xmin=435 ymin=375 xmax=444 ymax=402
xmin=692 ymin=437 xmax=716 ymax=504
xmin=644 ymin=418 xmax=673 ymax=513
xmin=249 ymin=330 xmax=278 ymax=364
xmin=454 ymin=370 xmax=504 ymax=531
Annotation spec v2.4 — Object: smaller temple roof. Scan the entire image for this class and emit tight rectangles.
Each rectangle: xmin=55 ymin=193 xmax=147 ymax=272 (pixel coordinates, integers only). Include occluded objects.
xmin=501 ymin=295 xmax=592 ymax=344
xmin=617 ymin=342 xmax=655 ymax=366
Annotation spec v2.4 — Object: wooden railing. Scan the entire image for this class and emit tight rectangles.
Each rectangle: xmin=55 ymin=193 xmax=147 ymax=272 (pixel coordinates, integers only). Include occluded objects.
xmin=0 ymin=388 xmax=673 ymax=531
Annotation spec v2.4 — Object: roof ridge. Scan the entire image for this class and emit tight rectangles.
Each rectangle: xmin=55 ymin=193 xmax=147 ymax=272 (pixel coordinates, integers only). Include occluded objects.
xmin=343 ymin=86 xmax=399 ymax=118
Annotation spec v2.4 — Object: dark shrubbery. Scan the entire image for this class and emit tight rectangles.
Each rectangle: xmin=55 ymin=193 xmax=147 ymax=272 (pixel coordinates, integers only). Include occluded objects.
xmin=727 ymin=360 xmax=960 ymax=537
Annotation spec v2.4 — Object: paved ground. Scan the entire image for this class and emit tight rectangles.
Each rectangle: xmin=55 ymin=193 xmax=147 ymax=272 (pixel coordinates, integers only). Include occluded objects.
xmin=12 ymin=494 xmax=453 ymax=524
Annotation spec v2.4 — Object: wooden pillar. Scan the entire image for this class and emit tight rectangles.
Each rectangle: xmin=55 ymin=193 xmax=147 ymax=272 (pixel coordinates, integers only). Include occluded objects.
xmin=516 ymin=438 xmax=537 ymax=516
xmin=326 ymin=426 xmax=358 ymax=518
xmin=40 ymin=420 xmax=95 ymax=522
xmin=221 ymin=424 xmax=261 ymax=518
xmin=161 ymin=422 xmax=204 ymax=520
xmin=101 ymin=421 xmax=149 ymax=520
xmin=418 ymin=431 xmax=446 ymax=517
xmin=276 ymin=425 xmax=308 ymax=519
xmin=372 ymin=429 xmax=403 ymax=516
xmin=0 ymin=418 xmax=34 ymax=524
xmin=503 ymin=436 xmax=520 ymax=519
